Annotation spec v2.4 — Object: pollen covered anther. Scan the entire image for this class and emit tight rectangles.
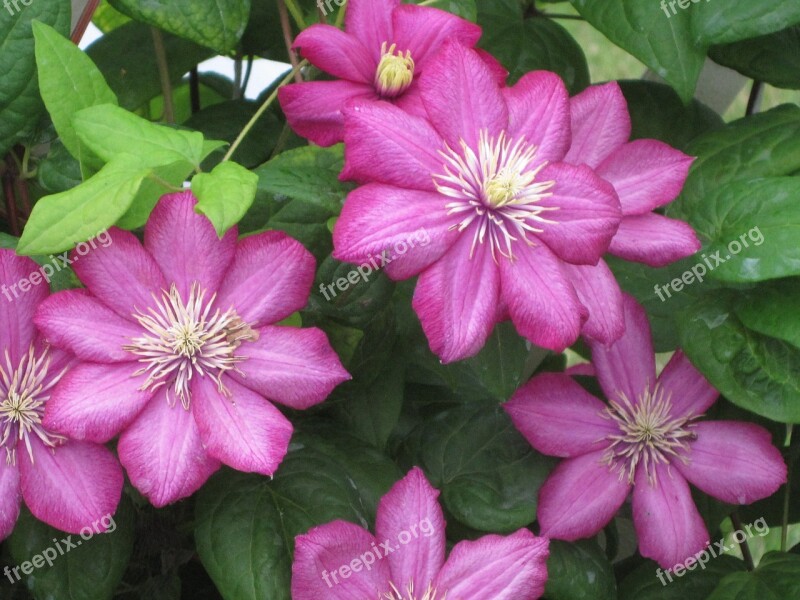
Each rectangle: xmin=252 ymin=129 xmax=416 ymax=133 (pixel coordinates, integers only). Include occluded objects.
xmin=375 ymin=42 xmax=415 ymax=98
xmin=124 ymin=282 xmax=258 ymax=410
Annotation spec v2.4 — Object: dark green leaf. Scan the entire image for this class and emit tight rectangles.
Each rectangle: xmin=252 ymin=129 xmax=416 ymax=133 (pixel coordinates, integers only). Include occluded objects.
xmin=735 ymin=278 xmax=800 ymax=350
xmin=691 ymin=1 xmax=800 ymax=46
xmin=710 ymin=26 xmax=800 ymax=90
xmin=37 ymin=141 xmax=82 ymax=194
xmin=707 ymin=552 xmax=800 ymax=599
xmin=619 ymin=555 xmax=746 ymax=600
xmin=109 ymin=0 xmax=251 ymax=53
xmin=545 ymin=539 xmax=617 ymax=600
xmin=414 ymin=0 xmax=477 ymax=21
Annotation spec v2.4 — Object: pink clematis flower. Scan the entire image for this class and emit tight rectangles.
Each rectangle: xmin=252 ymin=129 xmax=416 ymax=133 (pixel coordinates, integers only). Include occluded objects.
xmin=278 ymin=0 xmax=483 ymax=146
xmin=559 ymin=82 xmax=701 ymax=341
xmin=0 ymin=250 xmax=122 ymax=540
xmin=35 ymin=193 xmax=349 ymax=507
xmin=333 ymin=42 xmax=623 ymax=362
xmin=505 ymin=294 xmax=787 ymax=569
xmin=292 ymin=467 xmax=549 ymax=599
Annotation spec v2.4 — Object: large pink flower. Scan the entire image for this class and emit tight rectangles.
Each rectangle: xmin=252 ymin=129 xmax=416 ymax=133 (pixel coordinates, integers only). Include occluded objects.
xmin=0 ymin=250 xmax=122 ymax=539
xmin=560 ymin=82 xmax=701 ymax=341
xmin=292 ymin=467 xmax=549 ymax=599
xmin=505 ymin=295 xmax=787 ymax=569
xmin=333 ymin=42 xmax=623 ymax=362
xmin=278 ymin=0 xmax=482 ymax=146
xmin=35 ymin=193 xmax=349 ymax=507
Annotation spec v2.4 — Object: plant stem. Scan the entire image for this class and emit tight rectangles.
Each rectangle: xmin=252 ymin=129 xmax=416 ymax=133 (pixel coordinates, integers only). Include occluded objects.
xmin=543 ymin=13 xmax=585 ymax=20
xmin=2 ymin=158 xmax=20 ymax=237
xmin=731 ymin=512 xmax=755 ymax=571
xmin=334 ymin=0 xmax=347 ymax=28
xmin=242 ymin=55 xmax=255 ymax=96
xmin=746 ymin=81 xmax=764 ymax=116
xmin=278 ymin=0 xmax=303 ymax=83
xmin=151 ymin=27 xmax=175 ymax=124
xmin=222 ymin=60 xmax=308 ymax=163
xmin=71 ymin=0 xmax=100 ymax=43
xmin=189 ymin=68 xmax=201 ymax=114
xmin=283 ymin=0 xmax=307 ymax=29
xmin=233 ymin=53 xmax=243 ymax=100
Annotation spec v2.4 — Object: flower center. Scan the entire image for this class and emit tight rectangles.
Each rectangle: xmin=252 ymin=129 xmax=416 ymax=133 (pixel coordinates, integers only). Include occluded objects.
xmin=383 ymin=582 xmax=440 ymax=600
xmin=375 ymin=42 xmax=415 ymax=98
xmin=600 ymin=384 xmax=698 ymax=485
xmin=0 ymin=345 xmax=66 ymax=465
xmin=434 ymin=130 xmax=558 ymax=261
xmin=124 ymin=282 xmax=258 ymax=410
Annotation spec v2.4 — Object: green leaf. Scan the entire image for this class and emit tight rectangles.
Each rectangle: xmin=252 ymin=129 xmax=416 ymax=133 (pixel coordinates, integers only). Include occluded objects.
xmin=72 ymin=103 xmax=205 ymax=169
xmin=546 ymin=539 xmax=617 ymax=600
xmin=707 ymin=552 xmax=800 ymax=599
xmin=86 ymin=21 xmax=214 ymax=110
xmin=570 ymin=0 xmax=705 ymax=103
xmin=676 ymin=293 xmax=800 ymax=423
xmin=116 ymin=160 xmax=194 ymax=230
xmin=401 ymin=404 xmax=557 ymax=532
xmin=0 ymin=0 xmax=70 ymax=157
xmin=710 ymin=26 xmax=800 ymax=90
xmin=32 ymin=21 xmax=118 ymax=162
xmin=92 ymin=0 xmax=132 ymax=32
xmin=109 ymin=0 xmax=251 ymax=53
xmin=686 ymin=178 xmax=800 ymax=283
xmin=7 ymin=501 xmax=134 ymax=600
xmin=619 ymin=80 xmax=724 ymax=150
xmin=619 ymin=555 xmax=746 ymax=600
xmin=691 ymin=1 xmax=800 ymax=46
xmin=17 ymin=156 xmax=149 ymax=255
xmin=255 ymin=144 xmax=350 ymax=214
xmin=672 ymin=105 xmax=800 ymax=219
xmin=414 ymin=0 xmax=477 ymax=21
xmin=478 ymin=0 xmax=589 ymax=93
xmin=195 ymin=432 xmax=400 ymax=600
xmin=193 ymin=161 xmax=258 ymax=236
xmin=37 ymin=141 xmax=82 ymax=194
xmin=736 ymin=278 xmax=800 ymax=350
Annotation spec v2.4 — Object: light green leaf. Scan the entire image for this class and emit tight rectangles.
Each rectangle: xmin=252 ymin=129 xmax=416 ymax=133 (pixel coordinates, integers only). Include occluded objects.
xmin=570 ymin=0 xmax=705 ymax=103
xmin=193 ymin=161 xmax=258 ymax=236
xmin=17 ymin=156 xmax=149 ymax=255
xmin=73 ymin=103 xmax=205 ymax=170
xmin=116 ymin=160 xmax=193 ymax=230
xmin=33 ymin=21 xmax=118 ymax=162
xmin=109 ymin=0 xmax=251 ymax=53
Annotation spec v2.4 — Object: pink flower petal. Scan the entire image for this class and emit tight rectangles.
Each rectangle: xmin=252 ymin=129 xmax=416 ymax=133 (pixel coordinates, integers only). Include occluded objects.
xmin=499 ymin=243 xmax=585 ymax=352
xmin=433 ymin=529 xmax=549 ymax=600
xmin=538 ymin=451 xmax=630 ymax=540
xmin=291 ymin=521 xmax=391 ymax=600
xmin=20 ymin=438 xmax=123 ymax=534
xmin=118 ymin=391 xmax=220 ymax=507
xmin=658 ymin=351 xmax=718 ymax=418
xmin=293 ymin=25 xmax=375 ymax=83
xmin=332 ymin=184 xmax=460 ymax=280
xmin=215 ymin=231 xmax=315 ymax=328
xmin=419 ymin=42 xmax=508 ymax=150
xmin=391 ymin=83 xmax=427 ymax=118
xmin=0 ymin=460 xmax=20 ymax=541
xmin=503 ymin=71 xmax=571 ymax=163
xmin=562 ymin=260 xmax=625 ymax=344
xmin=534 ymin=162 xmax=621 ymax=265
xmin=597 ymin=140 xmax=694 ymax=215
xmin=192 ymin=376 xmax=293 ymax=476
xmin=587 ymin=294 xmax=656 ymax=405
xmin=375 ymin=468 xmax=446 ymax=592
xmin=564 ymin=82 xmax=631 ymax=169
xmin=233 ymin=325 xmax=349 ymax=410
xmin=676 ymin=421 xmax=786 ymax=505
xmin=71 ymin=228 xmax=167 ymax=321
xmin=632 ymin=464 xmax=708 ymax=569
xmin=0 ymin=251 xmax=49 ymax=365
xmin=144 ymin=192 xmax=237 ymax=298
xmin=475 ymin=48 xmax=509 ymax=85
xmin=392 ymin=5 xmax=481 ymax=69
xmin=44 ymin=362 xmax=154 ymax=443
xmin=341 ymin=101 xmax=445 ymax=192
xmin=278 ymin=80 xmax=377 ymax=147
xmin=608 ymin=213 xmax=701 ymax=267
xmin=412 ymin=231 xmax=500 ymax=363
xmin=344 ymin=0 xmax=398 ymax=62
xmin=34 ymin=290 xmax=143 ymax=363
xmin=505 ymin=373 xmax=616 ymax=458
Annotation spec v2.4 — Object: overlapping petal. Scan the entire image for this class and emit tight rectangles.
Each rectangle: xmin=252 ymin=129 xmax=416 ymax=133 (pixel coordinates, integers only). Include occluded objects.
xmin=608 ymin=213 xmax=701 ymax=267
xmin=293 ymin=25 xmax=375 ymax=83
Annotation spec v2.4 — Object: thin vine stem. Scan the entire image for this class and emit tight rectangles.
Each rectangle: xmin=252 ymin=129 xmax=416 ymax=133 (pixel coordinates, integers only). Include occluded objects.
xmin=151 ymin=27 xmax=175 ymax=123
xmin=222 ymin=60 xmax=308 ymax=163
